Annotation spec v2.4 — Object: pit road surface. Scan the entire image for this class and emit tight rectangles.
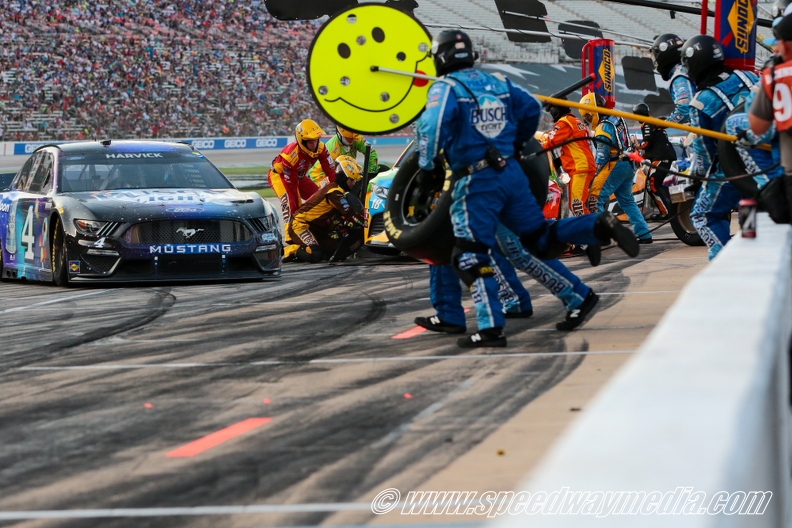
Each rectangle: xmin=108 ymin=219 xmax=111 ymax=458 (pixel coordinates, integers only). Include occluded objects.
xmin=0 ymin=147 xmax=709 ymax=527
xmin=0 ymin=242 xmax=707 ymax=528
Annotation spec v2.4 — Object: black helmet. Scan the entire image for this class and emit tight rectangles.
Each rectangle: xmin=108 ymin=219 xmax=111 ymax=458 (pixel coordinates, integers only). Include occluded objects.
xmin=632 ymin=103 xmax=650 ymax=117
xmin=431 ymin=30 xmax=478 ymax=76
xmin=773 ymin=0 xmax=792 ymax=18
xmin=680 ymin=34 xmax=725 ymax=86
xmin=650 ymin=33 xmax=685 ymax=81
xmin=545 ymin=96 xmax=570 ymax=122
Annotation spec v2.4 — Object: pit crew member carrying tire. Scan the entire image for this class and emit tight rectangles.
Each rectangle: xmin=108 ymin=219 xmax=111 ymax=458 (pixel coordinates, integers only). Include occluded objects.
xmin=415 ymin=29 xmax=640 ymax=347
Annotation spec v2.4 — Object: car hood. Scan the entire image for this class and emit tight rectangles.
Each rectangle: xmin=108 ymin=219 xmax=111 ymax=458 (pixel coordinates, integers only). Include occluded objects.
xmin=58 ymin=188 xmax=273 ymax=221
xmin=369 ymin=169 xmax=396 ymax=189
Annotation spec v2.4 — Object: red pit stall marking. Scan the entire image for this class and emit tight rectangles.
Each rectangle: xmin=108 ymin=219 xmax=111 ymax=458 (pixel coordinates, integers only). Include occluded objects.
xmin=167 ymin=418 xmax=271 ymax=458
xmin=392 ymin=308 xmax=471 ymax=339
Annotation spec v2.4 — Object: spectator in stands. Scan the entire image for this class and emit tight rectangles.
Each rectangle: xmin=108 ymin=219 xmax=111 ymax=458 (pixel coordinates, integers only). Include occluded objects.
xmin=0 ymin=1 xmax=333 ymax=139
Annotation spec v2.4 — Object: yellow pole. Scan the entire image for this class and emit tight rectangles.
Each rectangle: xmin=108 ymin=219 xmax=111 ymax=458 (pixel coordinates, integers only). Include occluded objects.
xmin=536 ymin=94 xmax=738 ymax=142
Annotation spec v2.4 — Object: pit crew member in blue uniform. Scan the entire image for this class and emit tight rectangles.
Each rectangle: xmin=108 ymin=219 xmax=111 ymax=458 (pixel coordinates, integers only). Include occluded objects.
xmin=651 ymin=33 xmax=696 ymax=124
xmin=580 ymin=93 xmax=653 ymax=243
xmin=416 ymin=224 xmax=599 ymax=340
xmin=416 ymin=29 xmax=639 ymax=347
xmin=681 ymin=35 xmax=764 ymax=259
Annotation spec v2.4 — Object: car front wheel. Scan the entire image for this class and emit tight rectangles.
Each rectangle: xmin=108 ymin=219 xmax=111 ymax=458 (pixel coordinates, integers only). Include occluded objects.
xmin=51 ymin=217 xmax=70 ymax=287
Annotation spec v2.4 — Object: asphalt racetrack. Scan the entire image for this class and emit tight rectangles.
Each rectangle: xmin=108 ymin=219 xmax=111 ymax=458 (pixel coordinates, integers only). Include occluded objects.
xmin=0 ymin=147 xmax=708 ymax=527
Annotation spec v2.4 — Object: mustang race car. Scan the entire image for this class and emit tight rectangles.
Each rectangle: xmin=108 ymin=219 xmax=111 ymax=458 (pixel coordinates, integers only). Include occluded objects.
xmin=0 ymin=140 xmax=282 ymax=286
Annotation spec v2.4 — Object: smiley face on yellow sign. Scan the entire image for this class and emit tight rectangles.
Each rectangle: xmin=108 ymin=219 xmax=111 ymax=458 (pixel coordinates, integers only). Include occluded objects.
xmin=307 ymin=4 xmax=436 ymax=134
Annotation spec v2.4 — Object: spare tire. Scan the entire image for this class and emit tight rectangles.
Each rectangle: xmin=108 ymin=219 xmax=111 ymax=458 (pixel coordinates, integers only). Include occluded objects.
xmin=384 ymin=152 xmax=455 ymax=265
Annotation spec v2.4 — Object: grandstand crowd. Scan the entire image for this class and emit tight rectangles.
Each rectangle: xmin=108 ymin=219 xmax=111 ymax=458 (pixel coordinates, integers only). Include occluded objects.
xmin=0 ymin=0 xmax=332 ymax=141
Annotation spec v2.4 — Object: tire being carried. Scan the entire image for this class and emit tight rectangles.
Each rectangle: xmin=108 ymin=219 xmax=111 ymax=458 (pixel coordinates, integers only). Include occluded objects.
xmin=384 ymin=151 xmax=455 ymax=265
xmin=384 ymin=138 xmax=551 ymax=265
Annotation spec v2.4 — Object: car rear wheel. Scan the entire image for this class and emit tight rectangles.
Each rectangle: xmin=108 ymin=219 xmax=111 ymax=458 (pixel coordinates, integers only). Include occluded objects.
xmin=51 ymin=217 xmax=70 ymax=287
xmin=384 ymin=152 xmax=455 ymax=265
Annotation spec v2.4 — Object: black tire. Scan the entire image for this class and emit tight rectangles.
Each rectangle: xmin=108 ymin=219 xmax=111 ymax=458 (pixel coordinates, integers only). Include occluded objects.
xmin=669 ymin=200 xmax=705 ymax=246
xmin=384 ymin=152 xmax=455 ymax=265
xmin=51 ymin=217 xmax=70 ymax=287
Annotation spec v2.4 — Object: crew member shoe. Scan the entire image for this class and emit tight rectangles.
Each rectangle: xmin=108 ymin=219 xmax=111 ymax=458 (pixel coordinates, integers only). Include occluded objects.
xmin=638 ymin=237 xmax=654 ymax=245
xmin=556 ymin=290 xmax=600 ymax=331
xmin=585 ymin=244 xmax=601 ymax=266
xmin=595 ymin=212 xmax=640 ymax=258
xmin=505 ymin=309 xmax=533 ymax=319
xmin=414 ymin=315 xmax=466 ymax=334
xmin=458 ymin=328 xmax=507 ymax=348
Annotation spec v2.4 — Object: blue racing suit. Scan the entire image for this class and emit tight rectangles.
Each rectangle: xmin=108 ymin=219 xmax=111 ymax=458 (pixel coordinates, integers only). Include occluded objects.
xmin=594 ymin=115 xmax=652 ymax=241
xmin=430 ymin=224 xmax=592 ymax=329
xmin=666 ymin=64 xmax=696 ymax=124
xmin=692 ymin=97 xmax=781 ymax=259
xmin=416 ymin=67 xmax=603 ymax=332
xmin=688 ymin=70 xmax=760 ymax=259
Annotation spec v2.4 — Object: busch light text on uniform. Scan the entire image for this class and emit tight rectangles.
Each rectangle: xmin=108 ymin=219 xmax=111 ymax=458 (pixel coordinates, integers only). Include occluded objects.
xmin=471 ymin=95 xmax=507 ymax=137
xmin=149 ymin=244 xmax=232 ymax=254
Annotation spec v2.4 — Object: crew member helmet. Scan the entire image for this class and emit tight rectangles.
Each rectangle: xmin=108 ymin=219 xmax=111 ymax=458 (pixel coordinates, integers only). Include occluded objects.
xmin=578 ymin=93 xmax=606 ymax=128
xmin=295 ymin=119 xmax=325 ymax=158
xmin=650 ymin=33 xmax=685 ymax=81
xmin=336 ymin=126 xmax=360 ymax=146
xmin=336 ymin=155 xmax=363 ymax=182
xmin=773 ymin=0 xmax=792 ymax=18
xmin=680 ymin=34 xmax=724 ymax=86
xmin=430 ymin=29 xmax=478 ymax=76
xmin=546 ymin=96 xmax=570 ymax=122
xmin=632 ymin=103 xmax=651 ymax=117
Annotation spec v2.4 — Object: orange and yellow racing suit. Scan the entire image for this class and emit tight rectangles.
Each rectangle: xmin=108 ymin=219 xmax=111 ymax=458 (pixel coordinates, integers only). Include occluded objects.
xmin=287 ymin=182 xmax=361 ymax=253
xmin=268 ymin=141 xmax=337 ymax=225
xmin=541 ymin=113 xmax=596 ymax=216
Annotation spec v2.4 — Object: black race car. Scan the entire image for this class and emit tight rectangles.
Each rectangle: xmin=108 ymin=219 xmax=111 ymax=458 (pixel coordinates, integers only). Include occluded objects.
xmin=0 ymin=140 xmax=282 ymax=285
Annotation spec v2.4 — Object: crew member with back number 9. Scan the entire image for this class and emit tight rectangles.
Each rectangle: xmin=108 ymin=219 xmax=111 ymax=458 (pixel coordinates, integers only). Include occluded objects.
xmin=415 ymin=29 xmax=640 ymax=347
xmin=268 ymin=119 xmax=337 ymax=261
xmin=749 ymin=12 xmax=792 ymax=222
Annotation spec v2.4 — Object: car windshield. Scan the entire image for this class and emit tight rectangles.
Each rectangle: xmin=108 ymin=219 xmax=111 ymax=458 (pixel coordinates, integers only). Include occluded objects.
xmin=58 ymin=151 xmax=234 ymax=192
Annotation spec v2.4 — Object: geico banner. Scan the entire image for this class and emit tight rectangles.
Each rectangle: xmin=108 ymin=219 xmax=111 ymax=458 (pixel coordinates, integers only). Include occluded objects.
xmin=10 ymin=137 xmax=291 ymax=155
xmin=8 ymin=136 xmax=411 ymax=156
xmin=184 ymin=137 xmax=290 ymax=151
xmin=715 ymin=0 xmax=757 ymax=71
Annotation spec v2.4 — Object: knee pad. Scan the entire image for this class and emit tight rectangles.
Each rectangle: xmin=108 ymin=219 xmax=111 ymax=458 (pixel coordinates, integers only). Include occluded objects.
xmin=296 ymin=244 xmax=324 ymax=263
xmin=451 ymin=239 xmax=494 ymax=287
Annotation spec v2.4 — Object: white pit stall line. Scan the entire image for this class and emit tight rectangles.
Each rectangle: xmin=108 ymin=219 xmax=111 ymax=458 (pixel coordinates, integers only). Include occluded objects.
xmin=16 ymin=350 xmax=635 ymax=371
xmin=0 ymin=290 xmax=111 ymax=314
